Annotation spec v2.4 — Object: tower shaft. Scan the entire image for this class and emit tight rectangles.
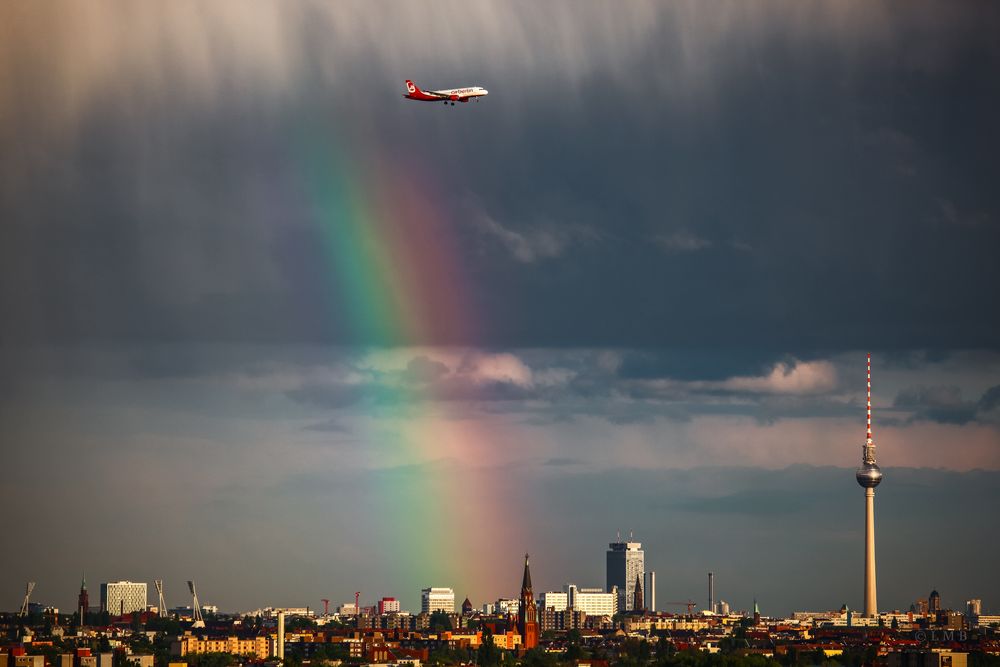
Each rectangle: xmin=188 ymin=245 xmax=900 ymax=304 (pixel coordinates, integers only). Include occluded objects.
xmin=864 ymin=488 xmax=877 ymax=617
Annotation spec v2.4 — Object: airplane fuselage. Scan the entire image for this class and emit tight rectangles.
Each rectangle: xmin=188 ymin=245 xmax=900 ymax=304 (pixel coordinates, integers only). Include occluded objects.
xmin=404 ymin=80 xmax=488 ymax=104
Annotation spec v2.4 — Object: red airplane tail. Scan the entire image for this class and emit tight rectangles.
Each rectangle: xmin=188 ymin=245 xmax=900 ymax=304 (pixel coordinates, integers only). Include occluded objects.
xmin=405 ymin=79 xmax=420 ymax=95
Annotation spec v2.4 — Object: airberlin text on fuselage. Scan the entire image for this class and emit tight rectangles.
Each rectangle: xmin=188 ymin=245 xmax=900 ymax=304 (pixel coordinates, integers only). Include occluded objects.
xmin=403 ymin=80 xmax=488 ymax=102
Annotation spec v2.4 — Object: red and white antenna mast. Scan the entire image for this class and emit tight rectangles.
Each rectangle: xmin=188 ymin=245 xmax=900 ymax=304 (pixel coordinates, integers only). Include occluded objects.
xmin=866 ymin=353 xmax=872 ymax=441
xmin=863 ymin=353 xmax=877 ymax=465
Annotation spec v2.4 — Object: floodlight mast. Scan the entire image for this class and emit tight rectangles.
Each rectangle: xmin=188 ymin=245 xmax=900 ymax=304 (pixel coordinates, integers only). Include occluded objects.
xmin=187 ymin=580 xmax=205 ymax=628
xmin=19 ymin=582 xmax=36 ymax=617
xmin=154 ymin=580 xmax=167 ymax=617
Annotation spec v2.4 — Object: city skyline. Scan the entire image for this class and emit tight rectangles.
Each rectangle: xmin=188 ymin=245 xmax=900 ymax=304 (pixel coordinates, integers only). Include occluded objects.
xmin=2 ymin=1 xmax=999 ymax=626
xmin=8 ymin=503 xmax=998 ymax=618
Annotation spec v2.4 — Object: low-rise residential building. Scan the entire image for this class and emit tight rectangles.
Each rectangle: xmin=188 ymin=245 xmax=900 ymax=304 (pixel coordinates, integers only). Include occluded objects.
xmin=170 ymin=635 xmax=271 ymax=658
xmin=540 ymin=609 xmax=587 ymax=631
xmin=491 ymin=630 xmax=522 ymax=650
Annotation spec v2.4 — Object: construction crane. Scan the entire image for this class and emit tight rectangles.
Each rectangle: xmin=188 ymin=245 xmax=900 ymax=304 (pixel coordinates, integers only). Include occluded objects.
xmin=321 ymin=599 xmax=330 ymax=616
xmin=188 ymin=581 xmax=206 ymax=628
xmin=663 ymin=600 xmax=698 ymax=615
xmin=18 ymin=582 xmax=36 ymax=617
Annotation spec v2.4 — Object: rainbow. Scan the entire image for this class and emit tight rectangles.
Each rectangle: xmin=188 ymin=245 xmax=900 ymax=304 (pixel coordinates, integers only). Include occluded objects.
xmin=289 ymin=125 xmax=524 ymax=606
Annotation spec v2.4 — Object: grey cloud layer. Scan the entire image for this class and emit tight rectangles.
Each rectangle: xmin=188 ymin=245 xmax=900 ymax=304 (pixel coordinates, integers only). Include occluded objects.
xmin=8 ymin=344 xmax=992 ymax=430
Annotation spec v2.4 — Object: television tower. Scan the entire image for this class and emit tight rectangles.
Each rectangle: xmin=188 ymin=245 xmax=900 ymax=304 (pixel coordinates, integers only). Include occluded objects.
xmin=855 ymin=353 xmax=883 ymax=617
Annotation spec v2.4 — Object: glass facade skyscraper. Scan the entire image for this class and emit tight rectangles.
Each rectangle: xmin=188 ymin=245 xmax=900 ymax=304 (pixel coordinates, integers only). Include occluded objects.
xmin=606 ymin=539 xmax=644 ymax=612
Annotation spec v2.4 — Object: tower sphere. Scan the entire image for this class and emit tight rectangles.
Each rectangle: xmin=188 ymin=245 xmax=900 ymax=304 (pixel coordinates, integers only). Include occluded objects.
xmin=856 ymin=461 xmax=883 ymax=488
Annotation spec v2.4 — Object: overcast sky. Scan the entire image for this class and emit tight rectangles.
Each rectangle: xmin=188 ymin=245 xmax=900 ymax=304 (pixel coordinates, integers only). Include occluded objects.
xmin=1 ymin=1 xmax=999 ymax=617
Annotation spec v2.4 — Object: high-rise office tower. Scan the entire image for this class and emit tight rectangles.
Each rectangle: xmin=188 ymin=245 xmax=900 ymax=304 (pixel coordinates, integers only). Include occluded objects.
xmin=855 ymin=353 xmax=883 ymax=618
xmin=607 ymin=536 xmax=644 ymax=612
xmin=929 ymin=590 xmax=941 ymax=614
xmin=645 ymin=571 xmax=656 ymax=612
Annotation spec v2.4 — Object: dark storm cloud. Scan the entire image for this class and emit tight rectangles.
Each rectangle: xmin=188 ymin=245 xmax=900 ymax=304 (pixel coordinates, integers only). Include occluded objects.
xmin=980 ymin=385 xmax=1000 ymax=412
xmin=616 ymin=349 xmax=781 ymax=382
xmin=894 ymin=383 xmax=1000 ymax=425
xmin=894 ymin=386 xmax=978 ymax=425
xmin=2 ymin=2 xmax=1000 ymax=351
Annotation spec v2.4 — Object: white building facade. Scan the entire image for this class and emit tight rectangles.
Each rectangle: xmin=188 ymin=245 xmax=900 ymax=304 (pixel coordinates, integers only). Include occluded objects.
xmin=421 ymin=588 xmax=455 ymax=614
xmin=101 ymin=581 xmax=147 ymax=616
xmin=379 ymin=598 xmax=401 ymax=614
xmin=496 ymin=598 xmax=520 ymax=615
xmin=566 ymin=584 xmax=617 ymax=617
xmin=540 ymin=592 xmax=568 ymax=611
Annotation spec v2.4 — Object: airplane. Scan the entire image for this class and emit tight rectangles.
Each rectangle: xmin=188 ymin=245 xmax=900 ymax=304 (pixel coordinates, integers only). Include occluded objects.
xmin=403 ymin=79 xmax=488 ymax=105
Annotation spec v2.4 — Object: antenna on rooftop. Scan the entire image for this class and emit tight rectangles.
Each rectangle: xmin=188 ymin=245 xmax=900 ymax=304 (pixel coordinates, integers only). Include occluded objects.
xmin=18 ymin=582 xmax=36 ymax=617
xmin=188 ymin=580 xmax=205 ymax=628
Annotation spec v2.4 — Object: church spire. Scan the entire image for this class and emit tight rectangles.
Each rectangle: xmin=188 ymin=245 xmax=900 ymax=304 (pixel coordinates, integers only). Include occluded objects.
xmin=517 ymin=553 xmax=538 ymax=649
xmin=521 ymin=553 xmax=532 ymax=593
